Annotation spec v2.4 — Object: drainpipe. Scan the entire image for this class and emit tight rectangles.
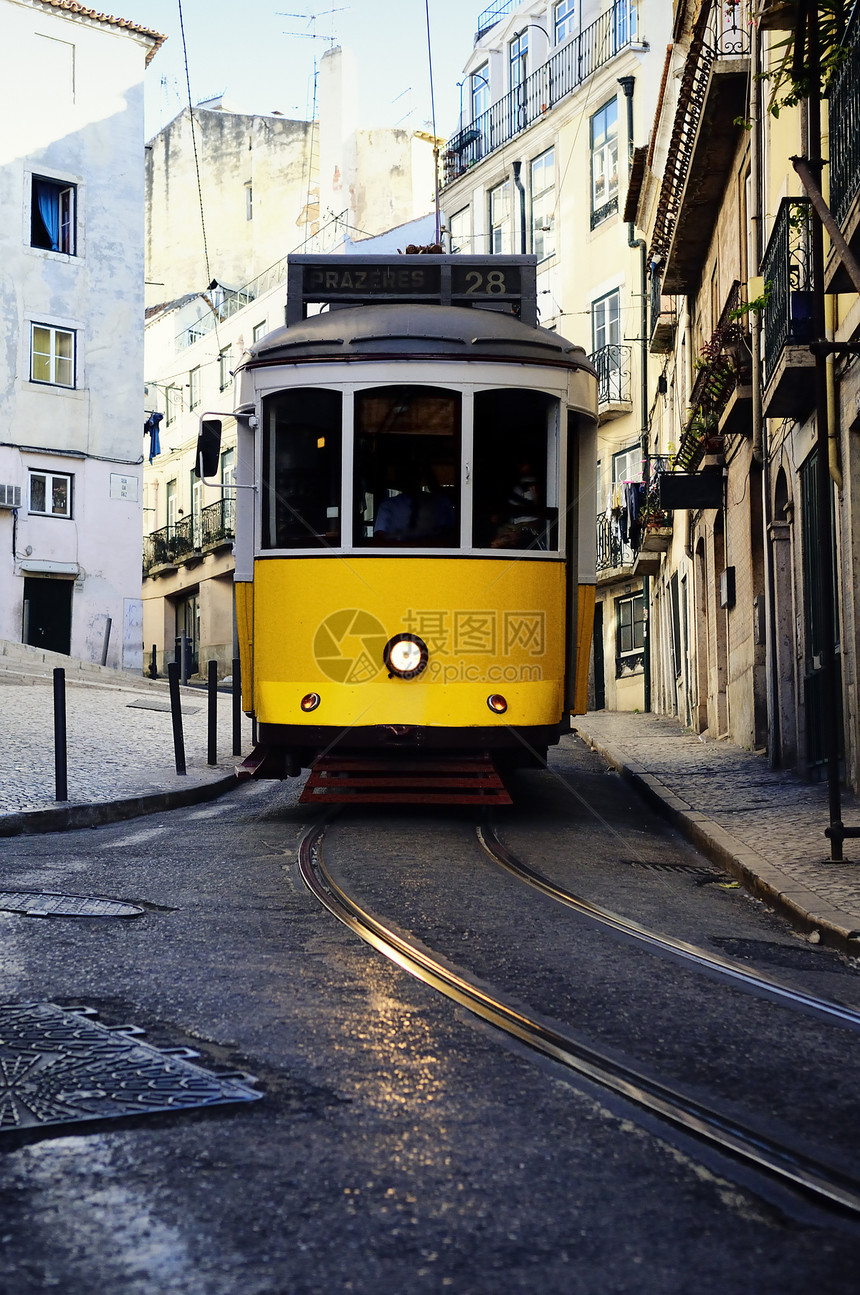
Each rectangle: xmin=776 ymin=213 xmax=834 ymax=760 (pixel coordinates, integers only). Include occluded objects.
xmin=619 ymin=74 xmax=651 ymax=712
xmin=512 ymin=160 xmax=527 ymax=254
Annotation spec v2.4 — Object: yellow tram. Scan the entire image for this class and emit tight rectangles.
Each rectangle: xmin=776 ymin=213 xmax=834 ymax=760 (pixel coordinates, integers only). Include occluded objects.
xmin=198 ymin=254 xmax=598 ymax=784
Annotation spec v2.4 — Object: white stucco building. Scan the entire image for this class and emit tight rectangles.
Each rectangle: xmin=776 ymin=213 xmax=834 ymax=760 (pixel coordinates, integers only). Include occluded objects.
xmin=0 ymin=0 xmax=162 ymax=668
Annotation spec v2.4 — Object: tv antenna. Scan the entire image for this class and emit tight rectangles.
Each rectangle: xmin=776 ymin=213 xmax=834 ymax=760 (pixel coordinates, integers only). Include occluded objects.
xmin=279 ymin=7 xmax=347 ymax=47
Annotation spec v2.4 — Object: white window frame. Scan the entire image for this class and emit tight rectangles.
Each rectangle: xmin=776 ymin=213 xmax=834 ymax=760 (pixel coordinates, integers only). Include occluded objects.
xmin=245 ymin=182 xmax=253 ymax=221
xmin=471 ymin=64 xmax=490 ymax=121
xmin=30 ymin=323 xmax=75 ymax=387
xmin=612 ymin=443 xmax=642 ymax=485
xmin=489 ymin=181 xmax=512 ymax=255
xmin=28 ymin=470 xmax=73 ymax=518
xmin=590 ymin=98 xmax=619 ymax=227
xmin=509 ymin=30 xmax=528 ymax=90
xmin=31 ymin=175 xmax=76 ymax=255
xmin=448 ymin=207 xmax=472 ymax=254
xmin=165 ymin=384 xmax=182 ymax=426
xmin=617 ymin=591 xmax=645 ymax=665
xmin=219 ymin=346 xmax=232 ymax=391
xmin=554 ymin=0 xmax=576 ymax=43
xmin=530 ymin=149 xmax=556 ymax=262
xmin=252 ymin=321 xmax=267 ymax=343
xmin=189 ymin=366 xmax=201 ymax=410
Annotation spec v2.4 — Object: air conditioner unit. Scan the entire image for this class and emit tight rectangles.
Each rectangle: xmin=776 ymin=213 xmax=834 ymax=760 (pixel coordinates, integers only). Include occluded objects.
xmin=0 ymin=484 xmax=22 ymax=509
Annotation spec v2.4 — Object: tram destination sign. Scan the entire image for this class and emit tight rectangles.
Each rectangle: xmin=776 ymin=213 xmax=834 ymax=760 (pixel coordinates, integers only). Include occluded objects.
xmin=287 ymin=255 xmax=536 ymax=326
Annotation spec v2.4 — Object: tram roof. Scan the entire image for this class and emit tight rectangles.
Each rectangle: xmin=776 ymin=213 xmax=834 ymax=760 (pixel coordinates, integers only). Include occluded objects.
xmin=239 ymin=303 xmax=595 ymax=373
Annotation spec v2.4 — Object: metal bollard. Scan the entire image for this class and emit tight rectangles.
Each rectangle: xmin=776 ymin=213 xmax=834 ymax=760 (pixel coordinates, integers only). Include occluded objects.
xmin=232 ymin=656 xmax=242 ymax=756
xmin=167 ymin=662 xmax=187 ymax=775
xmin=149 ymin=644 xmax=158 ymax=680
xmin=53 ymin=667 xmax=68 ymax=801
xmin=207 ymin=660 xmax=218 ymax=766
xmin=100 ymin=616 xmax=112 ymax=667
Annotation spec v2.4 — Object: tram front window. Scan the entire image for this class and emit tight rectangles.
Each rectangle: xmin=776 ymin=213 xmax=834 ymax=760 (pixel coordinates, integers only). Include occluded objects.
xmin=472 ymin=389 xmax=558 ymax=550
xmin=262 ymin=389 xmax=342 ymax=548
xmin=354 ymin=386 xmax=461 ymax=547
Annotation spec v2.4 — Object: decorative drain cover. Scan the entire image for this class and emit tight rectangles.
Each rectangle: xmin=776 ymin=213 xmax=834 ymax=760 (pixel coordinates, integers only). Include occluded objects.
xmin=0 ymin=892 xmax=144 ymax=919
xmin=0 ymin=1003 xmax=261 ymax=1132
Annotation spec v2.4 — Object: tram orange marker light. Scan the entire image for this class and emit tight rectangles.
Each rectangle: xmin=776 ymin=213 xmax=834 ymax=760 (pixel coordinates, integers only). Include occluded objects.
xmin=301 ymin=692 xmax=321 ymax=711
xmin=487 ymin=694 xmax=507 ymax=714
xmin=384 ymin=633 xmax=428 ymax=680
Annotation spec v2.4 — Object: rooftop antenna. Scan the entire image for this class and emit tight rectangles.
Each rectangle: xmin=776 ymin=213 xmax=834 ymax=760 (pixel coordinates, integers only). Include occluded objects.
xmin=279 ymin=10 xmax=348 ymax=248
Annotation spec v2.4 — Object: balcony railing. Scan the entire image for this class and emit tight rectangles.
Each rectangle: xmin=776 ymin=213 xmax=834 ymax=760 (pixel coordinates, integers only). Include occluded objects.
xmin=590 ymin=343 xmax=632 ymax=407
xmin=596 ymin=513 xmax=635 ymax=573
xmin=675 ymin=281 xmax=749 ymax=470
xmin=828 ymin=1 xmax=860 ymax=228
xmin=445 ymin=1 xmax=639 ymax=184
xmin=143 ymin=499 xmax=235 ymax=576
xmin=475 ymin=0 xmax=517 ymax=39
xmin=760 ymin=198 xmax=815 ymax=387
xmin=175 ymin=256 xmax=289 ymax=351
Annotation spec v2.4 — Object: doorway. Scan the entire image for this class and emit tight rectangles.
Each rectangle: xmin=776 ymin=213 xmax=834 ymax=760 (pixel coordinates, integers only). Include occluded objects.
xmin=23 ymin=577 xmax=72 ymax=655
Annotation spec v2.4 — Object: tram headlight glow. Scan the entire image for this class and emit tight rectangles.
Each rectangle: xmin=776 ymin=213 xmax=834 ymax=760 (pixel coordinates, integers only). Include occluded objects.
xmin=384 ymin=633 xmax=428 ymax=680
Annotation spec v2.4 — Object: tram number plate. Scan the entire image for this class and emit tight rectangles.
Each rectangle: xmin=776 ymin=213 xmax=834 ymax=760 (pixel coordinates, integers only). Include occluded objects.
xmin=451 ymin=265 xmax=521 ymax=299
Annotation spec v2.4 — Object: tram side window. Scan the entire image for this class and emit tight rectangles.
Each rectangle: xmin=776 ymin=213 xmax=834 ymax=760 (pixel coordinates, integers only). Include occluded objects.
xmin=262 ymin=389 xmax=342 ymax=548
xmin=353 ymin=385 xmax=461 ymax=547
xmin=472 ymin=389 xmax=558 ymax=550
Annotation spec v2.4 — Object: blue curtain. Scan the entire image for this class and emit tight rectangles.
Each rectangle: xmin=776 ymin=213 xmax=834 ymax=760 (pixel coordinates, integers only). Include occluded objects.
xmin=35 ymin=182 xmax=59 ymax=251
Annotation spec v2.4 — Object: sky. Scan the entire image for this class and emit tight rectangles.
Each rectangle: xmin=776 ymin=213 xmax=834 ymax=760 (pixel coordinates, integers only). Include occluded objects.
xmin=119 ymin=0 xmax=482 ymax=140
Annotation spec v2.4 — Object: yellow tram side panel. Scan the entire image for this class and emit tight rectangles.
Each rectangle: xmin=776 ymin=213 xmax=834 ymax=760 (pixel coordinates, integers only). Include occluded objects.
xmin=573 ymin=582 xmax=596 ymax=716
xmin=252 ymin=557 xmax=570 ymax=729
xmin=235 ymin=579 xmax=254 ymax=713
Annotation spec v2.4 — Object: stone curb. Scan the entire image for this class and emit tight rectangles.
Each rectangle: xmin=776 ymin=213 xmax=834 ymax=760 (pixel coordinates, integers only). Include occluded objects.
xmin=574 ymin=724 xmax=860 ymax=958
xmin=0 ymin=771 xmax=240 ymax=839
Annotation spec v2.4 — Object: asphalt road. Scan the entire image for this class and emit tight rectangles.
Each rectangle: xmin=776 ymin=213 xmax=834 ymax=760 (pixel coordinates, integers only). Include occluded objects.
xmin=1 ymin=734 xmax=860 ymax=1293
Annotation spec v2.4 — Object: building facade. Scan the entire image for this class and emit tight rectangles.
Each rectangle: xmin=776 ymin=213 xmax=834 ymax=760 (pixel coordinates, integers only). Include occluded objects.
xmin=440 ymin=0 xmax=671 ymax=710
xmin=625 ymin=0 xmax=860 ymax=794
xmin=0 ymin=0 xmax=162 ymax=669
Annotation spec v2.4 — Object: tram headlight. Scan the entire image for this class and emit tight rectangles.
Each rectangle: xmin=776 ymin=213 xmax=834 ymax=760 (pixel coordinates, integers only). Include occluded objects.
xmin=301 ymin=692 xmax=321 ymax=712
xmin=487 ymin=694 xmax=508 ymax=714
xmin=384 ymin=633 xmax=428 ymax=680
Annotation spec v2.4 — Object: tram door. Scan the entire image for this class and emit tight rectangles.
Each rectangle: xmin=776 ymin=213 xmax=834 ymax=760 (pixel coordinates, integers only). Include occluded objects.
xmin=23 ymin=576 xmax=72 ymax=655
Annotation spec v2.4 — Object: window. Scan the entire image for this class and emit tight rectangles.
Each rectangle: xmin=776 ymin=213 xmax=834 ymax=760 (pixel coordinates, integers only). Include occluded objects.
xmin=530 ymin=149 xmax=555 ymax=261
xmin=35 ymin=34 xmax=75 ymax=104
xmin=31 ymin=176 xmax=75 ymax=254
xmin=31 ymin=324 xmax=75 ymax=387
xmin=448 ymin=208 xmax=471 ymax=254
xmin=29 ymin=471 xmax=72 ymax=518
xmin=590 ymin=98 xmax=619 ymax=228
xmin=471 ymin=64 xmax=490 ymax=121
xmin=221 ymin=447 xmax=236 ymax=533
xmin=252 ymin=321 xmax=267 ymax=343
xmin=245 ymin=182 xmax=253 ymax=221
xmin=592 ymin=289 xmax=624 ymax=403
xmin=354 ymin=387 xmax=460 ymax=547
xmin=166 ymin=478 xmax=178 ymax=531
xmin=262 ymin=389 xmax=342 ymax=549
xmin=165 ymin=385 xmax=182 ymax=426
xmin=489 ymin=181 xmax=512 ymax=254
xmin=472 ymin=389 xmax=558 ymax=550
xmin=189 ymin=367 xmax=201 ymax=410
xmin=554 ymin=0 xmax=576 ymax=42
xmin=612 ymin=444 xmax=642 ymax=485
xmin=614 ymin=0 xmax=637 ymax=47
xmin=219 ymin=347 xmax=232 ymax=391
xmin=616 ymin=592 xmax=645 ymax=673
xmin=509 ymin=30 xmax=528 ymax=90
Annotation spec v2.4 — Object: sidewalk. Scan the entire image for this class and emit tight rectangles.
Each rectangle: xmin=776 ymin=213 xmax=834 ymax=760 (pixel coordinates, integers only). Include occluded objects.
xmin=574 ymin=710 xmax=860 ymax=957
xmin=0 ymin=640 xmax=252 ymax=836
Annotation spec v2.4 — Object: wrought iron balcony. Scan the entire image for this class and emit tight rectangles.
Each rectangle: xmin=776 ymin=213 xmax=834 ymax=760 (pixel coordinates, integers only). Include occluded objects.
xmin=596 ymin=513 xmax=635 ymax=574
xmin=760 ymin=197 xmax=816 ymax=417
xmin=143 ymin=499 xmax=235 ymax=576
xmin=826 ymin=1 xmax=860 ymax=290
xmin=650 ymin=0 xmax=751 ymax=293
xmin=590 ymin=343 xmax=632 ymax=415
xmin=649 ymin=269 xmax=676 ymax=354
xmin=444 ymin=1 xmax=639 ymax=184
xmin=674 ymin=280 xmax=751 ymax=468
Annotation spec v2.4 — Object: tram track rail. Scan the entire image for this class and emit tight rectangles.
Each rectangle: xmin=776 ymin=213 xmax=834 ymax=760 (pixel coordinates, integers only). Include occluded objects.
xmin=477 ymin=823 xmax=860 ymax=1033
xmin=298 ymin=819 xmax=860 ymax=1218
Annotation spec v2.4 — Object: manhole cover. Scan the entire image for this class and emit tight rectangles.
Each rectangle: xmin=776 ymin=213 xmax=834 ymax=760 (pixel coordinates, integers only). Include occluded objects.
xmin=619 ymin=858 xmax=719 ymax=879
xmin=0 ymin=1003 xmax=261 ymax=1132
xmin=0 ymin=891 xmax=144 ymax=919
